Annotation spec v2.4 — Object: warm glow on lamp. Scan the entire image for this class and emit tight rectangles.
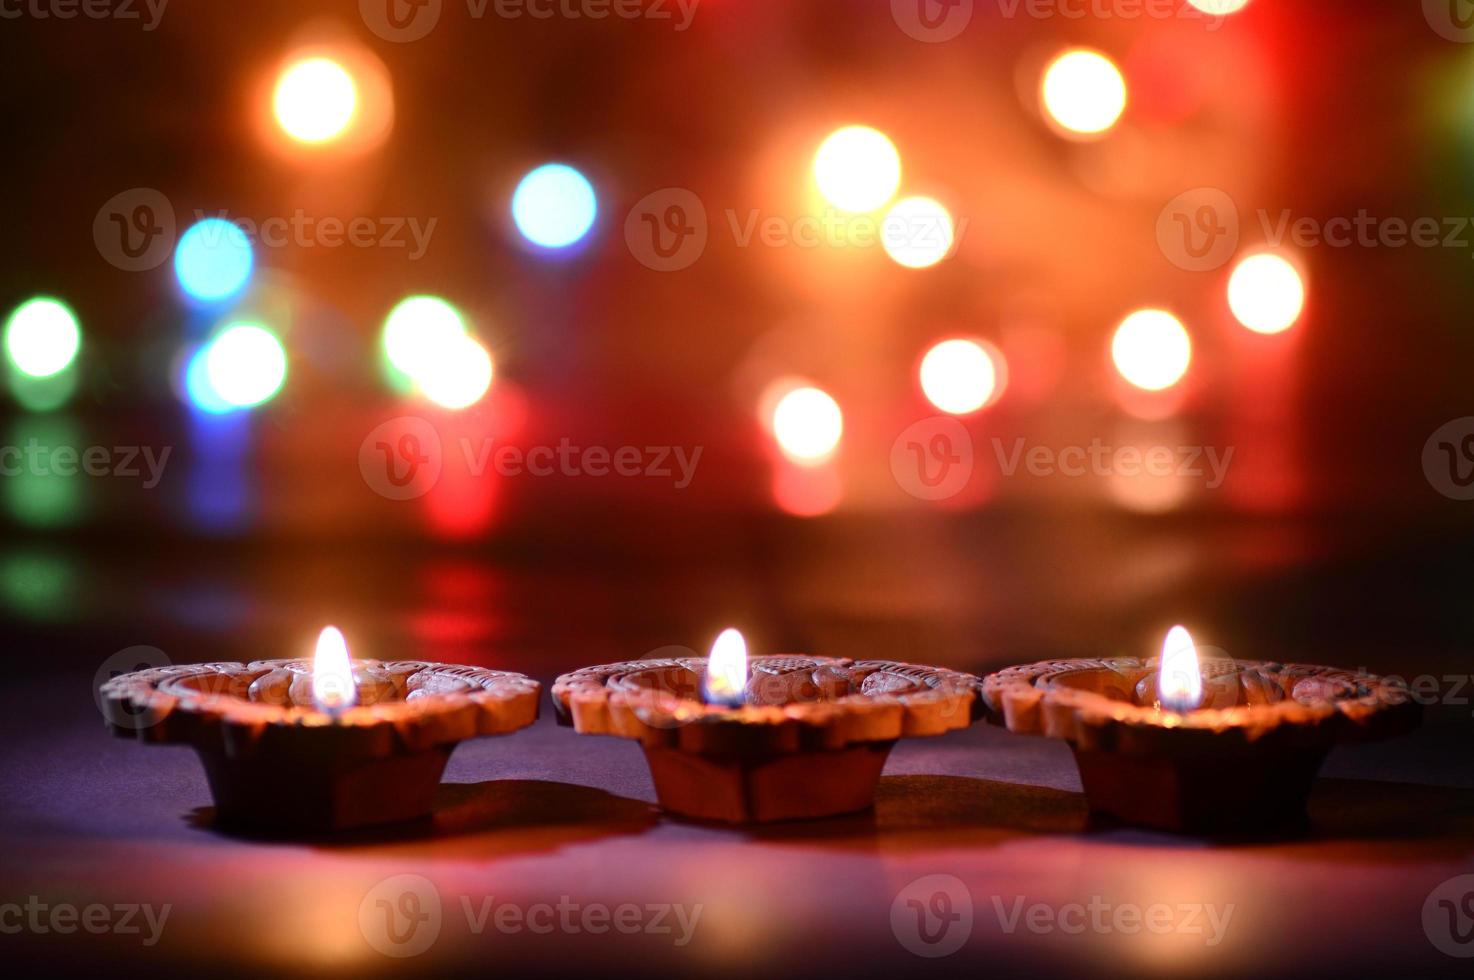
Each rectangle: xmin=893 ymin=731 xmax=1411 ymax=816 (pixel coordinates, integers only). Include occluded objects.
xmin=1186 ymin=0 xmax=1250 ymax=13
xmin=813 ymin=126 xmax=902 ymax=213
xmin=703 ymin=628 xmax=748 ymax=707
xmin=1158 ymin=625 xmax=1203 ymax=713
xmin=274 ymin=57 xmax=358 ymax=144
xmin=1111 ymin=309 xmax=1191 ymax=392
xmin=1227 ymin=253 xmax=1305 ymax=334
xmin=920 ymin=338 xmax=999 ymax=414
xmin=312 ymin=626 xmax=357 ymax=714
xmin=881 ymin=196 xmax=955 ymax=269
xmin=1041 ymin=49 xmax=1127 ymax=137
xmin=771 ymin=386 xmax=844 ymax=465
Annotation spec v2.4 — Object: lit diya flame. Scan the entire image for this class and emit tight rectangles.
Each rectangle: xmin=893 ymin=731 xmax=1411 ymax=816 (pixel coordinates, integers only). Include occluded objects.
xmin=702 ymin=628 xmax=749 ymax=707
xmin=311 ymin=626 xmax=357 ymax=714
xmin=1158 ymin=625 xmax=1203 ymax=713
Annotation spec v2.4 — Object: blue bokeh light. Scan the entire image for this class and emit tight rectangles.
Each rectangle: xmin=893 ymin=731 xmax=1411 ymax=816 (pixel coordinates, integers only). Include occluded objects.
xmin=174 ymin=219 xmax=254 ymax=302
xmin=511 ymin=164 xmax=598 ymax=250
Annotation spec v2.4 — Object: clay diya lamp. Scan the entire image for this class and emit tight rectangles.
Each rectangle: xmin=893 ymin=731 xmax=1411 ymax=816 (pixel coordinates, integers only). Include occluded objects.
xmin=982 ymin=626 xmax=1421 ymax=834
xmin=552 ymin=628 xmax=982 ymax=823
xmin=100 ymin=627 xmax=540 ymax=832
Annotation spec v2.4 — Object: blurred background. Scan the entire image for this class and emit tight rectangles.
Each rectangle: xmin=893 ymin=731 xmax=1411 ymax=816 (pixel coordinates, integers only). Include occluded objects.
xmin=2 ymin=0 xmax=1472 ymax=686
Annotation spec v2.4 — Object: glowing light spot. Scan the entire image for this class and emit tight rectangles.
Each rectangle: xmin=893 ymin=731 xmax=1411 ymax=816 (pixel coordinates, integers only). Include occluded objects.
xmin=274 ymin=57 xmax=358 ymax=144
xmin=1111 ymin=309 xmax=1191 ymax=392
xmin=4 ymin=298 xmax=80 ymax=379
xmin=1186 ymin=0 xmax=1250 ymax=13
xmin=1158 ymin=625 xmax=1203 ymax=713
xmin=381 ymin=296 xmax=469 ymax=385
xmin=1042 ymin=49 xmax=1127 ymax=136
xmin=312 ymin=626 xmax=357 ymax=713
xmin=174 ymin=219 xmax=254 ymax=302
xmin=772 ymin=386 xmax=843 ymax=465
xmin=881 ymin=196 xmax=955 ymax=269
xmin=1228 ymin=253 xmax=1305 ymax=335
xmin=813 ymin=126 xmax=902 ymax=213
xmin=703 ymin=628 xmax=748 ymax=707
xmin=204 ymin=323 xmax=287 ymax=409
xmin=920 ymin=338 xmax=999 ymax=414
xmin=417 ymin=334 xmax=494 ymax=410
xmin=512 ymin=164 xmax=598 ymax=249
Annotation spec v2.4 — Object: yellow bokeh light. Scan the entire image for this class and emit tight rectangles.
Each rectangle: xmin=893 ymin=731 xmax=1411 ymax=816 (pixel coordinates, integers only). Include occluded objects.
xmin=1227 ymin=253 xmax=1305 ymax=335
xmin=813 ymin=126 xmax=902 ymax=213
xmin=418 ymin=334 xmax=494 ymax=410
xmin=1186 ymin=0 xmax=1251 ymax=13
xmin=274 ymin=57 xmax=358 ymax=144
xmin=772 ymin=386 xmax=843 ymax=465
xmin=881 ymin=196 xmax=955 ymax=269
xmin=1111 ymin=310 xmax=1191 ymax=392
xmin=920 ymin=338 xmax=998 ymax=414
xmin=1041 ymin=49 xmax=1127 ymax=137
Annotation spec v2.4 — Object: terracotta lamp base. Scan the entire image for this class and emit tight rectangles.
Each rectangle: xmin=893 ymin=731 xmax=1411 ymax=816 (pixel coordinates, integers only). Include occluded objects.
xmin=554 ymin=656 xmax=980 ymax=824
xmin=983 ymin=657 xmax=1419 ymax=835
xmin=102 ymin=659 xmax=540 ymax=833
xmin=641 ymin=742 xmax=895 ymax=823
xmin=196 ymin=746 xmax=455 ymax=832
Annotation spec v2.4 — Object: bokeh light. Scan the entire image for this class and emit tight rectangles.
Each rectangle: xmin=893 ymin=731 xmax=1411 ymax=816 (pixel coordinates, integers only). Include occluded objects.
xmin=1186 ymin=0 xmax=1250 ymax=13
xmin=813 ymin=126 xmax=902 ymax=213
xmin=175 ymin=219 xmax=254 ymax=302
xmin=771 ymin=386 xmax=844 ymax=465
xmin=512 ymin=163 xmax=598 ymax=249
xmin=417 ymin=334 xmax=494 ymax=410
xmin=920 ymin=339 xmax=1000 ymax=414
xmin=1112 ymin=310 xmax=1192 ymax=392
xmin=1227 ymin=253 xmax=1305 ymax=334
xmin=381 ymin=295 xmax=469 ymax=387
xmin=203 ymin=323 xmax=287 ymax=410
xmin=881 ymin=196 xmax=955 ymax=269
xmin=273 ymin=57 xmax=358 ymax=144
xmin=4 ymin=297 xmax=80 ymax=378
xmin=1041 ymin=49 xmax=1127 ymax=136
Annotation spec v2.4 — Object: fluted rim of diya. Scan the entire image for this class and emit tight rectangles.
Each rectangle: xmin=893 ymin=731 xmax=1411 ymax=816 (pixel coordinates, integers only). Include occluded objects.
xmin=102 ymin=659 xmax=541 ymax=761
xmin=552 ymin=656 xmax=982 ymax=753
xmin=982 ymin=657 xmax=1420 ymax=754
